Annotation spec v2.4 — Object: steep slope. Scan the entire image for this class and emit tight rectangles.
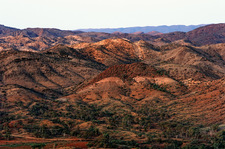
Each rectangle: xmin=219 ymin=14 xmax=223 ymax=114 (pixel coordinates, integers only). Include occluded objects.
xmin=23 ymin=28 xmax=83 ymax=38
xmin=87 ymin=63 xmax=162 ymax=85
xmin=67 ymin=63 xmax=184 ymax=116
xmin=0 ymin=35 xmax=57 ymax=51
xmin=156 ymin=23 xmax=225 ymax=46
xmin=2 ymin=30 xmax=225 ymax=148
xmin=2 ymin=24 xmax=225 ymax=53
xmin=71 ymin=38 xmax=225 ymax=81
xmin=78 ymin=32 xmax=157 ymax=42
xmin=71 ymin=38 xmax=163 ymax=66
xmin=0 ymin=46 xmax=105 ymax=100
xmin=0 ymin=25 xmax=88 ymax=52
xmin=133 ymin=40 xmax=160 ymax=60
xmin=186 ymin=24 xmax=225 ymax=46
xmin=0 ymin=25 xmax=19 ymax=37
xmin=157 ymin=31 xmax=186 ymax=42
xmin=0 ymin=84 xmax=45 ymax=102
xmin=71 ymin=38 xmax=140 ymax=66
xmin=168 ymin=77 xmax=225 ymax=124
xmin=0 ymin=34 xmax=98 ymax=52
xmin=142 ymin=43 xmax=225 ymax=81
xmin=200 ymin=43 xmax=225 ymax=62
xmin=0 ymin=25 xmax=83 ymax=38
xmin=66 ymin=62 xmax=225 ymax=126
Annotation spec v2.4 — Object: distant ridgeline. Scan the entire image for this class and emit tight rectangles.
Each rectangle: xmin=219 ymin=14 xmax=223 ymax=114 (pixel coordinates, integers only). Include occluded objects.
xmin=79 ymin=24 xmax=206 ymax=33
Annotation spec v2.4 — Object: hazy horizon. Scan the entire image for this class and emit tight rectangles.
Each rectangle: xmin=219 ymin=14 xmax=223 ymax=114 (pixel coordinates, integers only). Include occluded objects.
xmin=1 ymin=23 xmax=208 ymax=30
xmin=1 ymin=0 xmax=224 ymax=30
xmin=77 ymin=24 xmax=208 ymax=30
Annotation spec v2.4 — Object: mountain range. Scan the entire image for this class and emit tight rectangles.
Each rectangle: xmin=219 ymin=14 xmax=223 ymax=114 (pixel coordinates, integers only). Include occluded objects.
xmin=79 ymin=24 xmax=206 ymax=33
xmin=1 ymin=23 xmax=225 ymax=148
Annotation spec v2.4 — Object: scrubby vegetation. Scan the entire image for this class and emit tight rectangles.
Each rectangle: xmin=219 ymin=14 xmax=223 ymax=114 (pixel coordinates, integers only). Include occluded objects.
xmin=2 ymin=25 xmax=225 ymax=148
xmin=2 ymin=96 xmax=225 ymax=148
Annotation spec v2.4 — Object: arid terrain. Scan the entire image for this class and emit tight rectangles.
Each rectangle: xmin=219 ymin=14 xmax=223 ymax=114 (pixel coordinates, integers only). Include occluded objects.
xmin=1 ymin=24 xmax=225 ymax=148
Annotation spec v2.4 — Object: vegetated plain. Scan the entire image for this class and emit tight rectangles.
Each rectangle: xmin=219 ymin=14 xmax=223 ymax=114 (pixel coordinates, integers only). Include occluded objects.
xmin=1 ymin=24 xmax=225 ymax=148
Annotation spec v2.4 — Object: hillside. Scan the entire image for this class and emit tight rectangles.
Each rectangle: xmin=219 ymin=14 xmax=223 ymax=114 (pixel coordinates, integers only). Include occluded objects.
xmin=157 ymin=24 xmax=225 ymax=46
xmin=0 ymin=46 xmax=105 ymax=100
xmin=2 ymin=24 xmax=225 ymax=148
xmin=1 ymin=24 xmax=225 ymax=53
xmin=186 ymin=24 xmax=225 ymax=46
xmin=0 ymin=25 xmax=83 ymax=38
xmin=0 ymin=25 xmax=19 ymax=37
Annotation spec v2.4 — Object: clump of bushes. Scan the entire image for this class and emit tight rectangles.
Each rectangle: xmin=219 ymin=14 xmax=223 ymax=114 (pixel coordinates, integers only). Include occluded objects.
xmin=87 ymin=132 xmax=139 ymax=148
xmin=71 ymin=125 xmax=101 ymax=139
